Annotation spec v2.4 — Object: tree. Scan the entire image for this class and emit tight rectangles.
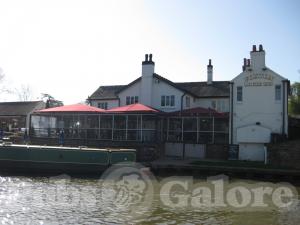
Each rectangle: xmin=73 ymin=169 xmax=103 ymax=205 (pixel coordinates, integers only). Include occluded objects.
xmin=15 ymin=84 xmax=33 ymax=101
xmin=289 ymin=82 xmax=300 ymax=115
xmin=0 ymin=67 xmax=10 ymax=94
xmin=41 ymin=93 xmax=63 ymax=108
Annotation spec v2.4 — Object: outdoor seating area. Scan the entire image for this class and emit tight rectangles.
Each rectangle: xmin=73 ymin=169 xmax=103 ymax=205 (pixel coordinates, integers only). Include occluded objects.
xmin=30 ymin=103 xmax=229 ymax=145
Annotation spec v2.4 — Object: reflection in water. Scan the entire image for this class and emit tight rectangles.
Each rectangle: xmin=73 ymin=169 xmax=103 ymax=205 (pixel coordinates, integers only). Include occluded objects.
xmin=0 ymin=175 xmax=299 ymax=225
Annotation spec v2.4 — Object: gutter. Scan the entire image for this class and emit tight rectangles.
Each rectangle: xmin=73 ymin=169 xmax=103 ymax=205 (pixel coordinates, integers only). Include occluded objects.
xmin=180 ymin=93 xmax=186 ymax=113
xmin=282 ymin=79 xmax=289 ymax=136
xmin=229 ymin=82 xmax=234 ymax=144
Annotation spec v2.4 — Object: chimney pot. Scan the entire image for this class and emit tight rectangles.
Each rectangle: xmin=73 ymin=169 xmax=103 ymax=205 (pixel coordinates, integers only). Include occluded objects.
xmin=259 ymin=44 xmax=263 ymax=51
xmin=247 ymin=59 xmax=251 ymax=66
xmin=149 ymin=54 xmax=153 ymax=62
xmin=252 ymin=45 xmax=257 ymax=52
xmin=145 ymin=54 xmax=148 ymax=61
xmin=243 ymin=58 xmax=247 ymax=66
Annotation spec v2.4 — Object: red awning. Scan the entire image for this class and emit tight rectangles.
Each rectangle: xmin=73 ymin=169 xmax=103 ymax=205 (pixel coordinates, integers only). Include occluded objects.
xmin=107 ymin=103 xmax=159 ymax=113
xmin=36 ymin=104 xmax=106 ymax=113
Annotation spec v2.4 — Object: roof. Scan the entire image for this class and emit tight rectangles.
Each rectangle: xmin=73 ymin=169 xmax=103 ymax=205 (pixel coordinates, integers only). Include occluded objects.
xmin=89 ymin=74 xmax=229 ymax=100
xmin=36 ymin=104 xmax=106 ymax=113
xmin=88 ymin=85 xmax=125 ymax=100
xmin=0 ymin=101 xmax=45 ymax=116
xmin=175 ymin=81 xmax=230 ymax=98
xmin=167 ymin=107 xmax=229 ymax=117
xmin=107 ymin=103 xmax=159 ymax=113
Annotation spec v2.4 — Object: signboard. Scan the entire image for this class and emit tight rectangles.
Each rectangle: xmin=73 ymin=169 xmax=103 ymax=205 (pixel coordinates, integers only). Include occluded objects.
xmin=228 ymin=144 xmax=239 ymax=160
xmin=244 ymin=73 xmax=274 ymax=87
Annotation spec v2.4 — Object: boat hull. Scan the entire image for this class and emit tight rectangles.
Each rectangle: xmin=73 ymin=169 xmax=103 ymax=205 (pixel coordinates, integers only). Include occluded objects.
xmin=0 ymin=144 xmax=136 ymax=175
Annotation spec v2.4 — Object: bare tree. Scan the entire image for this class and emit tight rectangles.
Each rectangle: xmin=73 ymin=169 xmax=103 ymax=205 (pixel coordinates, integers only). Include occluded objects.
xmin=15 ymin=84 xmax=33 ymax=101
xmin=0 ymin=67 xmax=9 ymax=94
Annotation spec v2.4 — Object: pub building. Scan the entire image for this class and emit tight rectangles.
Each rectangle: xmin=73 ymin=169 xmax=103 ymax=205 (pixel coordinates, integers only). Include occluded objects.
xmin=30 ymin=45 xmax=289 ymax=162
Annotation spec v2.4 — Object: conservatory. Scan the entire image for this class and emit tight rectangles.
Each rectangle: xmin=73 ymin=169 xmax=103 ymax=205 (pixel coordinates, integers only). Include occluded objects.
xmin=30 ymin=104 xmax=229 ymax=145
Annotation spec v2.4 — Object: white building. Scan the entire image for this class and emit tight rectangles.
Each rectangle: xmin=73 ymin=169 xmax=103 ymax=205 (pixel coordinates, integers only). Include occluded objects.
xmin=88 ymin=54 xmax=230 ymax=113
xmin=230 ymin=45 xmax=289 ymax=161
xmin=88 ymin=45 xmax=289 ymax=161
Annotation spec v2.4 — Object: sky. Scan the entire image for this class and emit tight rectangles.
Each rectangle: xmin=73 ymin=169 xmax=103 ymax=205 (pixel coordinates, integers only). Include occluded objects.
xmin=0 ymin=0 xmax=299 ymax=104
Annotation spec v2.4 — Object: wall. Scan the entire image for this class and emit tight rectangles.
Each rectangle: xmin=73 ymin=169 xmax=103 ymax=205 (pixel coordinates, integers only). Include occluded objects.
xmin=231 ymin=69 xmax=287 ymax=145
xmin=267 ymin=140 xmax=300 ymax=169
xmin=192 ymin=97 xmax=229 ymax=112
xmin=118 ymin=81 xmax=141 ymax=106
xmin=90 ymin=99 xmax=119 ymax=110
xmin=152 ymin=79 xmax=184 ymax=112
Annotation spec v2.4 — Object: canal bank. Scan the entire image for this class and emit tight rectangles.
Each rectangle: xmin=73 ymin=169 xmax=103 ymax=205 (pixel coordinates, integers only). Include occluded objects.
xmin=149 ymin=158 xmax=300 ymax=184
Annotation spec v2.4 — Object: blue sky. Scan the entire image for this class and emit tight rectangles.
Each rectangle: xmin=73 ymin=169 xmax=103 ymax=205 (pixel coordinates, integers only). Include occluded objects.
xmin=0 ymin=0 xmax=299 ymax=104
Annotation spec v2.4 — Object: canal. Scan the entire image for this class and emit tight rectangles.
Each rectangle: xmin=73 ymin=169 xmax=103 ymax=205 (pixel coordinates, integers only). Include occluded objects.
xmin=0 ymin=173 xmax=299 ymax=225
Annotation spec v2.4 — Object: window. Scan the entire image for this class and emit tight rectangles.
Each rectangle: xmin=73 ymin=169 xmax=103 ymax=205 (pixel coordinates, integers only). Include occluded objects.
xmin=186 ymin=96 xmax=190 ymax=108
xmin=161 ymin=95 xmax=175 ymax=107
xmin=161 ymin=96 xmax=165 ymax=106
xmin=170 ymin=95 xmax=175 ymax=106
xmin=211 ymin=100 xmax=216 ymax=109
xmin=166 ymin=96 xmax=170 ymax=106
xmin=126 ymin=96 xmax=138 ymax=105
xmin=275 ymin=85 xmax=281 ymax=101
xmin=237 ymin=86 xmax=243 ymax=102
xmin=216 ymin=100 xmax=228 ymax=112
xmin=126 ymin=96 xmax=130 ymax=105
xmin=98 ymin=102 xmax=108 ymax=109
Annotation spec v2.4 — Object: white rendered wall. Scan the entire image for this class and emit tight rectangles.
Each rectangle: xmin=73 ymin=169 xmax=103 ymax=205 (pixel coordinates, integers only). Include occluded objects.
xmin=152 ymin=79 xmax=184 ymax=112
xmin=191 ymin=98 xmax=229 ymax=112
xmin=118 ymin=81 xmax=141 ymax=106
xmin=231 ymin=68 xmax=287 ymax=145
xmin=239 ymin=143 xmax=265 ymax=161
xmin=90 ymin=99 xmax=119 ymax=109
xmin=141 ymin=64 xmax=154 ymax=106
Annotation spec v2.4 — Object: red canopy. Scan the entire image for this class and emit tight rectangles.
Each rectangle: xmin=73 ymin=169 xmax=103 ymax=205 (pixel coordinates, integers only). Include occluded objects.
xmin=36 ymin=104 xmax=106 ymax=113
xmin=107 ymin=103 xmax=159 ymax=113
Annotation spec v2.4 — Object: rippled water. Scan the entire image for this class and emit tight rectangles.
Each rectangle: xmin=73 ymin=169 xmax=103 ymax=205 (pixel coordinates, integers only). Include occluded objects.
xmin=0 ymin=174 xmax=299 ymax=225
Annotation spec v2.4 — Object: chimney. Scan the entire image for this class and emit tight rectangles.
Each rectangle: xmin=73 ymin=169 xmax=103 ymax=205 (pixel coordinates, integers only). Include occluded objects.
xmin=141 ymin=53 xmax=155 ymax=106
xmin=142 ymin=53 xmax=155 ymax=77
xmin=250 ymin=44 xmax=266 ymax=70
xmin=242 ymin=58 xmax=247 ymax=71
xmin=247 ymin=59 xmax=251 ymax=67
xmin=207 ymin=59 xmax=213 ymax=85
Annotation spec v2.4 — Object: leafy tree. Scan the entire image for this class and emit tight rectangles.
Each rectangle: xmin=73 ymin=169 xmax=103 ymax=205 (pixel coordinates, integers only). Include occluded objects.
xmin=41 ymin=93 xmax=63 ymax=108
xmin=289 ymin=82 xmax=300 ymax=115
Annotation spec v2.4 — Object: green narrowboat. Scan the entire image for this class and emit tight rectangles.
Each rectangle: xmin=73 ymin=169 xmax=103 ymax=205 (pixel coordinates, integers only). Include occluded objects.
xmin=0 ymin=142 xmax=136 ymax=174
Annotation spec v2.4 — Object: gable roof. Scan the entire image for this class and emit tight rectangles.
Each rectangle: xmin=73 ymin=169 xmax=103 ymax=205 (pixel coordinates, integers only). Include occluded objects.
xmin=89 ymin=74 xmax=230 ymax=100
xmin=175 ymin=81 xmax=230 ymax=98
xmin=36 ymin=104 xmax=105 ymax=113
xmin=88 ymin=85 xmax=125 ymax=100
xmin=107 ymin=103 xmax=159 ymax=113
xmin=0 ymin=101 xmax=45 ymax=116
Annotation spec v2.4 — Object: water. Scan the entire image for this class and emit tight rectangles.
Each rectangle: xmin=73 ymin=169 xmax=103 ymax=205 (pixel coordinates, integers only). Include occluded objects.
xmin=0 ymin=174 xmax=299 ymax=225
